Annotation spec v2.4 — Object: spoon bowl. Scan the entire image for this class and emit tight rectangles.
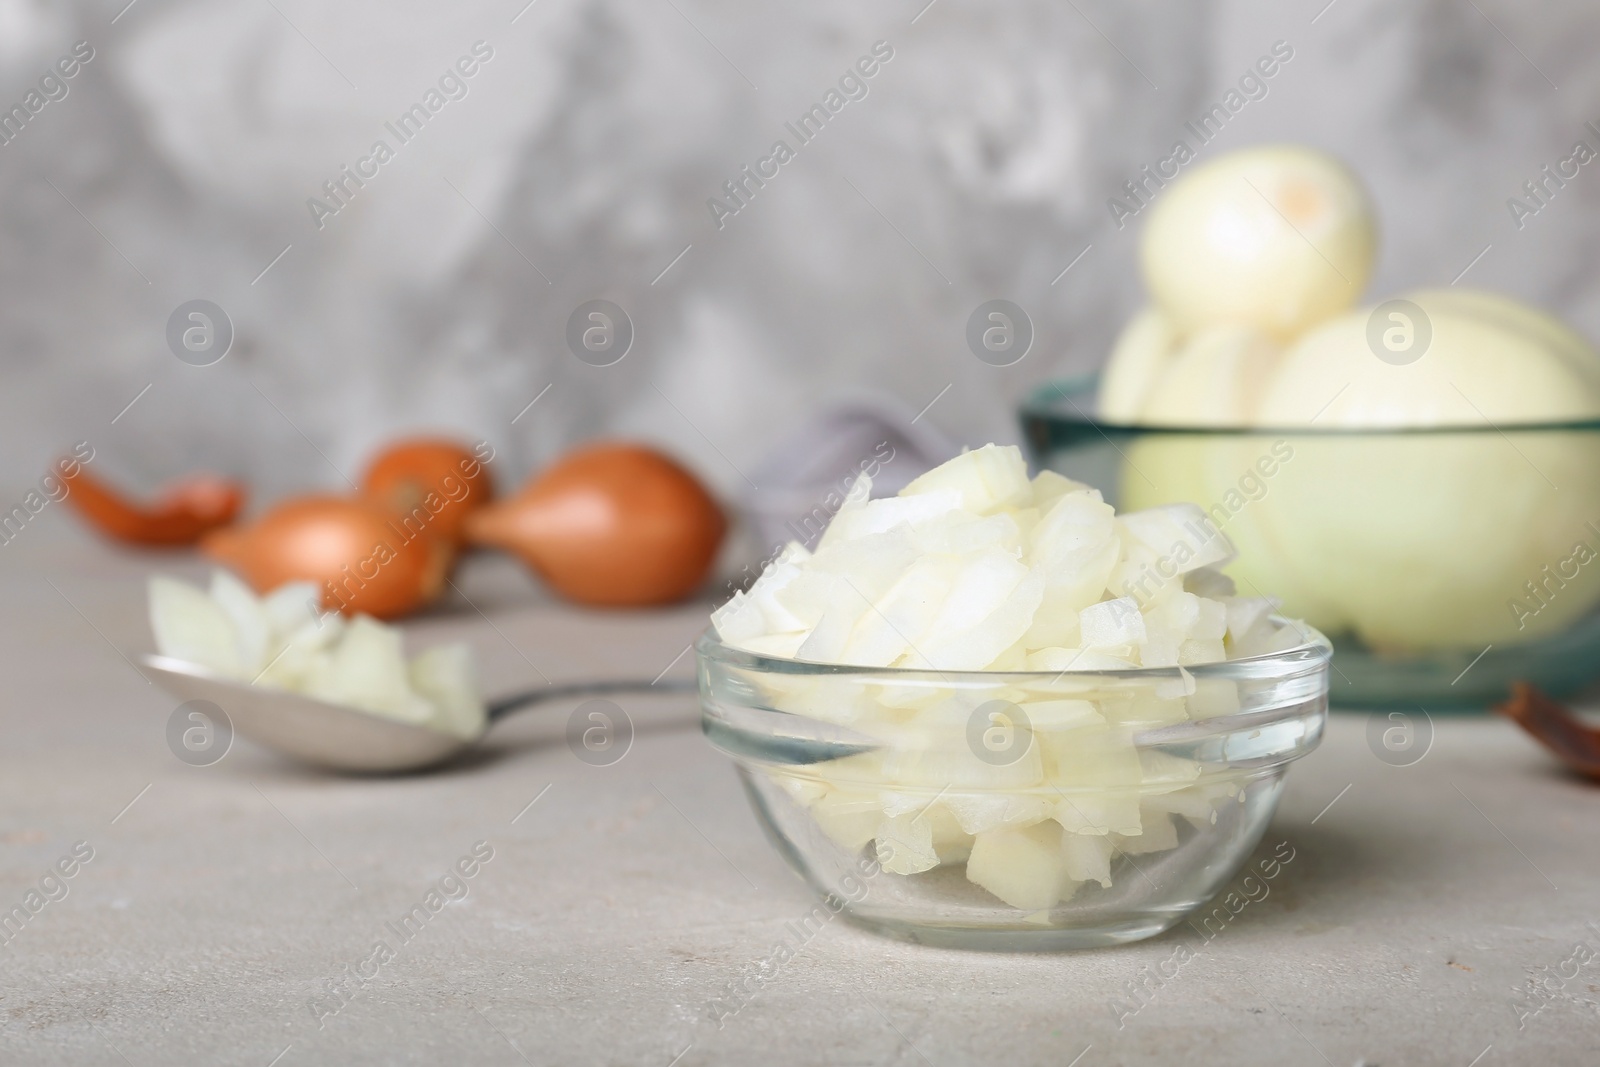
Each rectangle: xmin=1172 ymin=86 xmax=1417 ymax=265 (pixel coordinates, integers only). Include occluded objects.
xmin=142 ymin=654 xmax=695 ymax=774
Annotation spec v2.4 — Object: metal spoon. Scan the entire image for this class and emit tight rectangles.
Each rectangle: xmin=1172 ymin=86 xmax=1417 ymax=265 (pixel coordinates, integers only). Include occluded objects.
xmin=142 ymin=654 xmax=697 ymax=774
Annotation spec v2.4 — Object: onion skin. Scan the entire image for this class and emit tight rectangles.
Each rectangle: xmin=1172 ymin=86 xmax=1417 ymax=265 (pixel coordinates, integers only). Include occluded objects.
xmin=62 ymin=465 xmax=245 ymax=547
xmin=203 ymin=495 xmax=451 ymax=619
xmin=464 ymin=443 xmax=726 ymax=606
xmin=361 ymin=438 xmax=493 ymax=544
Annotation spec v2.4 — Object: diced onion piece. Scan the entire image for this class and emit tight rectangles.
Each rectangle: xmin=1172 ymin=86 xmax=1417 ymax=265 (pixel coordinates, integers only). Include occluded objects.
xmin=903 ymin=549 xmax=1031 ymax=670
xmin=1223 ymin=596 xmax=1279 ymax=643
xmin=1179 ymin=639 xmax=1227 ymax=665
xmin=966 ymin=821 xmax=1078 ymax=910
xmin=1113 ymin=812 xmax=1179 ymax=855
xmin=1184 ymin=566 xmax=1236 ymax=599
xmin=1061 ymin=830 xmax=1115 ymax=887
xmin=737 ymin=632 xmax=808 ymax=659
xmin=944 ymin=792 xmax=1054 ymax=836
xmin=1118 ymin=503 xmax=1236 ymax=574
xmin=902 ymin=444 xmax=1031 ymax=515
xmin=1029 ymin=469 xmax=1092 ymax=514
xmin=409 ymin=643 xmax=487 ymax=740
xmin=207 ymin=570 xmax=271 ymax=678
xmin=826 ymin=489 xmax=963 ymax=544
xmin=149 ymin=576 xmax=245 ymax=678
xmin=1053 ymin=792 xmax=1141 ymax=837
xmin=811 ymin=790 xmax=883 ymax=851
xmin=814 ymin=473 xmax=873 ymax=551
xmin=926 ymin=805 xmax=975 ymax=864
xmin=875 ymin=814 xmax=939 ymax=875
xmin=260 ymin=580 xmax=323 ymax=637
xmin=306 ymin=616 xmax=433 ymax=724
xmin=1080 ymin=598 xmax=1146 ymax=649
xmin=839 ymin=556 xmax=954 ymax=667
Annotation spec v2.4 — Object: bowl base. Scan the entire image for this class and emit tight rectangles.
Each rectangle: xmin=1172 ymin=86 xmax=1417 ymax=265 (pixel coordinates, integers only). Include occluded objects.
xmin=837 ymin=908 xmax=1184 ymax=951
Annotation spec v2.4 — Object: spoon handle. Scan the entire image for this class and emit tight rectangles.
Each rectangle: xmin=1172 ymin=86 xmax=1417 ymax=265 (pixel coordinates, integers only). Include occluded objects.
xmin=486 ymin=678 xmax=698 ymax=721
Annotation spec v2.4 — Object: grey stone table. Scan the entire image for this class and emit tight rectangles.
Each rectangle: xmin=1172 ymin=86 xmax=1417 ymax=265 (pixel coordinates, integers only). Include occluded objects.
xmin=3 ymin=530 xmax=1598 ymax=1066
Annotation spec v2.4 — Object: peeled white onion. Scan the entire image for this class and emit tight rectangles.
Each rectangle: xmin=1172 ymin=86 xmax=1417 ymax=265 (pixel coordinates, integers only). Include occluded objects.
xmin=1098 ymin=309 xmax=1178 ymax=422
xmin=1125 ymin=290 xmax=1600 ymax=649
xmin=1416 ymin=288 xmax=1600 ymax=391
xmin=1237 ymin=291 xmax=1600 ymax=648
xmin=1107 ymin=144 xmax=1600 ymax=651
xmin=1255 ymin=290 xmax=1600 ymax=426
xmin=1141 ymin=144 xmax=1377 ymax=341
xmin=1138 ymin=325 xmax=1282 ymax=427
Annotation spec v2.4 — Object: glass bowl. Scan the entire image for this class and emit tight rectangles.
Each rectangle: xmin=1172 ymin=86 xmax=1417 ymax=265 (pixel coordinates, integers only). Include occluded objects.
xmin=1021 ymin=375 xmax=1600 ymax=710
xmin=697 ymin=628 xmax=1330 ymax=950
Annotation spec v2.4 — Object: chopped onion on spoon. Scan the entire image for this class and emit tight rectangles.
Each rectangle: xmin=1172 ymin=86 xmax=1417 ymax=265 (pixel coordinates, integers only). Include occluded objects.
xmin=149 ymin=572 xmax=486 ymax=739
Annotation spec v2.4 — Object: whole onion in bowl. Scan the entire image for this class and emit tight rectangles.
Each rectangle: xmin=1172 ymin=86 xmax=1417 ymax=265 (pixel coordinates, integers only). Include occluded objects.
xmin=1139 ymin=144 xmax=1377 ymax=343
xmin=1120 ymin=290 xmax=1600 ymax=651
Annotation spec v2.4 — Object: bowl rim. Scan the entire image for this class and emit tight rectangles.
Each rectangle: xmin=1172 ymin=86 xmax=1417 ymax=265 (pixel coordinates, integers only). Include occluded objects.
xmin=695 ymin=618 xmax=1332 ymax=684
xmin=1021 ymin=373 xmax=1600 ymax=435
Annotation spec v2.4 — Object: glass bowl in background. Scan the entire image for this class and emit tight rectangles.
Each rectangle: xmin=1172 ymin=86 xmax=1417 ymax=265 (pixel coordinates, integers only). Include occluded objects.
xmin=698 ymin=629 xmax=1330 ymax=950
xmin=1020 ymin=375 xmax=1600 ymax=710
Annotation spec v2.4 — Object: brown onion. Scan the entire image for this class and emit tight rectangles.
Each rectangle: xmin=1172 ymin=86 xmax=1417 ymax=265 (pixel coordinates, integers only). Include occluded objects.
xmin=463 ymin=442 xmax=725 ymax=606
xmin=203 ymin=495 xmax=451 ymax=619
xmin=360 ymin=437 xmax=493 ymax=544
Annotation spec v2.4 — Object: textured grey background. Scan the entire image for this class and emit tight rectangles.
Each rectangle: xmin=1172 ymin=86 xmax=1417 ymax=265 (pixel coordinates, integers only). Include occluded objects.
xmin=2 ymin=0 xmax=1598 ymax=503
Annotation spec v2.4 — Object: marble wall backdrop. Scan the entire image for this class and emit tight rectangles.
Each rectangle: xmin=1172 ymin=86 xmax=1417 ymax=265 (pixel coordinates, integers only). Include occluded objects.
xmin=0 ymin=0 xmax=1596 ymax=503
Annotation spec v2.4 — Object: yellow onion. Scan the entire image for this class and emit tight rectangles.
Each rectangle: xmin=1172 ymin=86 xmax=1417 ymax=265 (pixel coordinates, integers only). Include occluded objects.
xmin=203 ymin=495 xmax=451 ymax=619
xmin=465 ymin=442 xmax=725 ymax=606
xmin=360 ymin=437 xmax=493 ymax=545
